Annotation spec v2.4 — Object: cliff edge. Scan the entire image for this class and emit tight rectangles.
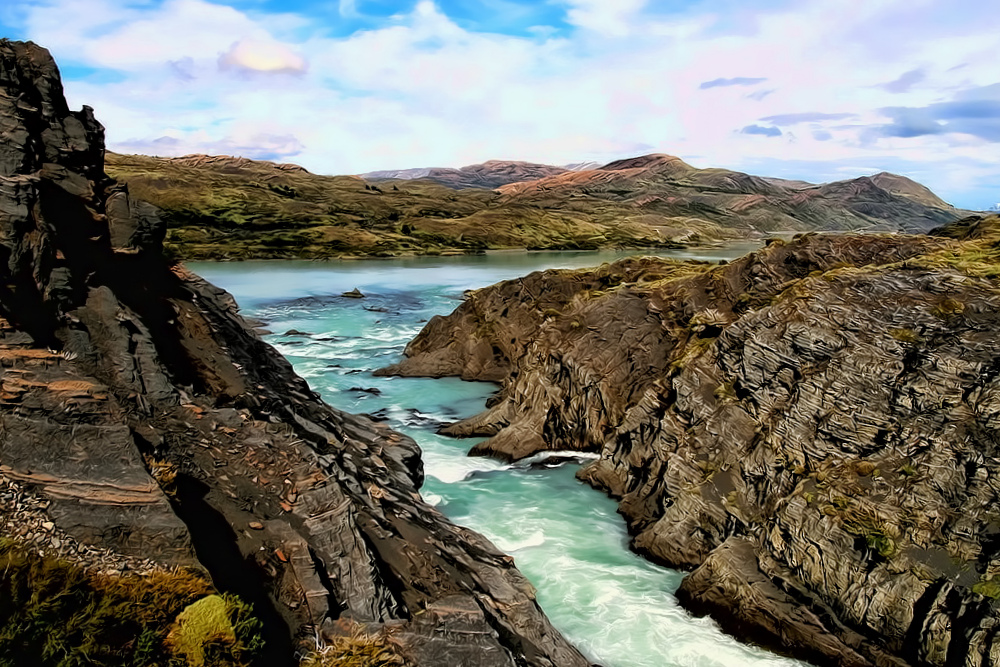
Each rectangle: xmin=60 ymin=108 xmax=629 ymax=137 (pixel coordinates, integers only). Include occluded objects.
xmin=0 ymin=39 xmax=589 ymax=667
xmin=382 ymin=221 xmax=1000 ymax=666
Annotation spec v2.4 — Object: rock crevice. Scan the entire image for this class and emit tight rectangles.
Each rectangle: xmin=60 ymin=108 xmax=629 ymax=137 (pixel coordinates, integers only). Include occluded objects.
xmin=384 ymin=225 xmax=1000 ymax=666
xmin=0 ymin=39 xmax=589 ymax=667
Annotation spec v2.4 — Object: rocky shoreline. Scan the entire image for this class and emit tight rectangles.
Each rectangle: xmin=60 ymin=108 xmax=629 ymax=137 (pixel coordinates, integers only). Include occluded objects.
xmin=0 ymin=39 xmax=589 ymax=666
xmin=381 ymin=222 xmax=1000 ymax=666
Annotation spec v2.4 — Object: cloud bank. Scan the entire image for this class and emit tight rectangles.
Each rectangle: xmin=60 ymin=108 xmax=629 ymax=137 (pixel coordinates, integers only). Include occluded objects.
xmin=1 ymin=0 xmax=997 ymax=209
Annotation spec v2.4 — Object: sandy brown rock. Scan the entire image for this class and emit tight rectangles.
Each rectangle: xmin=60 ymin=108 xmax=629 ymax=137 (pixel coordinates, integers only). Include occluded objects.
xmin=0 ymin=38 xmax=589 ymax=667
xmin=383 ymin=223 xmax=1000 ymax=666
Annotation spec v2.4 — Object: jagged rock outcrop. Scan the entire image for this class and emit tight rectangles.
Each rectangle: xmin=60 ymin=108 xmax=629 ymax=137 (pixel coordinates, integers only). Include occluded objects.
xmin=382 ymin=221 xmax=1000 ymax=666
xmin=0 ymin=39 xmax=590 ymax=667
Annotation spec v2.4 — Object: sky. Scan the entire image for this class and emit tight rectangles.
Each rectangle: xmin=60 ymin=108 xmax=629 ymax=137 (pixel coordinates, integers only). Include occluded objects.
xmin=1 ymin=0 xmax=997 ymax=210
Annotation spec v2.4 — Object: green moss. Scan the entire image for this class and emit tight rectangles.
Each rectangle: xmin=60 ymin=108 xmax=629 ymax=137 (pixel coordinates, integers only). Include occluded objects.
xmin=834 ymin=509 xmax=899 ymax=559
xmin=890 ymin=328 xmax=922 ymax=344
xmin=973 ymin=575 xmax=1000 ymax=599
xmin=713 ymin=381 xmax=737 ymax=402
xmin=0 ymin=539 xmax=262 ymax=667
xmin=861 ymin=531 xmax=897 ymax=559
xmin=669 ymin=334 xmax=718 ymax=374
xmin=166 ymin=596 xmax=234 ymax=666
xmin=165 ymin=594 xmax=262 ymax=667
xmin=930 ymin=298 xmax=965 ymax=319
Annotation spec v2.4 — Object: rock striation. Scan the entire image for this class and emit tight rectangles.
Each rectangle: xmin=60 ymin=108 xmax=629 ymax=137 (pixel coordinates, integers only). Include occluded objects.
xmin=382 ymin=220 xmax=1000 ymax=666
xmin=0 ymin=39 xmax=589 ymax=667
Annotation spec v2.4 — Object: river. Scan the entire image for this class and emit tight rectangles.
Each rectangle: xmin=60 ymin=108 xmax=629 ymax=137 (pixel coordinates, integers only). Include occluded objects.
xmin=189 ymin=244 xmax=809 ymax=667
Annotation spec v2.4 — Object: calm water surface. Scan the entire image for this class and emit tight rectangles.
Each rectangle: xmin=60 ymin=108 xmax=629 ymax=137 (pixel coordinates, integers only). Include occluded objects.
xmin=190 ymin=245 xmax=809 ymax=667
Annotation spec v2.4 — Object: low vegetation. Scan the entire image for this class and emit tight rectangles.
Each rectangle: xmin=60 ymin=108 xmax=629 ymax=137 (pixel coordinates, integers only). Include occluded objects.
xmin=0 ymin=539 xmax=264 ymax=667
xmin=300 ymin=628 xmax=406 ymax=667
xmin=105 ymin=151 xmax=970 ymax=260
xmin=105 ymin=153 xmax=698 ymax=260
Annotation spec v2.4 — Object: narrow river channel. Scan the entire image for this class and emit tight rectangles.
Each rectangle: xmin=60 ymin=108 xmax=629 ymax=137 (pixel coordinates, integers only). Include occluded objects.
xmin=190 ymin=245 xmax=809 ymax=667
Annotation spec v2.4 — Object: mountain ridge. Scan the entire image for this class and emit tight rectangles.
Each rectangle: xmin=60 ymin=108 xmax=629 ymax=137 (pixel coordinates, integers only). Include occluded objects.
xmin=379 ymin=215 xmax=1000 ymax=667
xmin=105 ymin=150 xmax=970 ymax=260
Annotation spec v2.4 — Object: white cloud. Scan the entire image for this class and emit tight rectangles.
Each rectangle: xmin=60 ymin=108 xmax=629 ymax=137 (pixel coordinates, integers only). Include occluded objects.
xmin=10 ymin=0 xmax=1000 ymax=208
xmin=557 ymin=0 xmax=648 ymax=37
xmin=219 ymin=39 xmax=306 ymax=74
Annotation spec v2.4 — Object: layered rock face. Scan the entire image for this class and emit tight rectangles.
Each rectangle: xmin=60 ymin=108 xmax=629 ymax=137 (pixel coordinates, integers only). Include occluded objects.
xmin=0 ymin=39 xmax=589 ymax=666
xmin=383 ymin=222 xmax=1000 ymax=666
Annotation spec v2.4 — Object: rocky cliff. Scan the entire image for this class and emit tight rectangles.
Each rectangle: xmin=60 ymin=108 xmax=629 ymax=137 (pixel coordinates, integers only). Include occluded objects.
xmin=381 ymin=220 xmax=1000 ymax=666
xmin=0 ymin=39 xmax=589 ymax=667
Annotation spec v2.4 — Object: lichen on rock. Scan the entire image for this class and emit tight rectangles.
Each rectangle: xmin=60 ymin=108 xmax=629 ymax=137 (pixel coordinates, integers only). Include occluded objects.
xmin=0 ymin=38 xmax=589 ymax=667
xmin=384 ymin=220 xmax=1000 ymax=666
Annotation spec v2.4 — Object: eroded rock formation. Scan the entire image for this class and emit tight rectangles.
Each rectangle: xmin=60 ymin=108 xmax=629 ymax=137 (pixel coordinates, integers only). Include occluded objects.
xmin=383 ymin=222 xmax=1000 ymax=666
xmin=0 ymin=39 xmax=589 ymax=666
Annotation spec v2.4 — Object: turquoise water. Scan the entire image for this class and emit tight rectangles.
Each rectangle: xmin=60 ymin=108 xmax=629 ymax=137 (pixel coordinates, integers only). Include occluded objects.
xmin=190 ymin=246 xmax=808 ymax=667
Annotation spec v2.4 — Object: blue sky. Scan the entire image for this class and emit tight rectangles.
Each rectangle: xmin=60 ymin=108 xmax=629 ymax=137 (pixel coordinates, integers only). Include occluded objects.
xmin=1 ymin=0 xmax=997 ymax=209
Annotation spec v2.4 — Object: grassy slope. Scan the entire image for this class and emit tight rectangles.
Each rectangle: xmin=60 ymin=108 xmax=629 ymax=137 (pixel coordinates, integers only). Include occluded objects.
xmin=106 ymin=152 xmax=968 ymax=260
xmin=106 ymin=153 xmax=701 ymax=260
xmin=0 ymin=539 xmax=263 ymax=667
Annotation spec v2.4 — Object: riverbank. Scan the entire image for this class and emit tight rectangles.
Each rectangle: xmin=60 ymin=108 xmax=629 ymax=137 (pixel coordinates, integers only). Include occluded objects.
xmin=192 ymin=241 xmax=810 ymax=667
xmin=379 ymin=219 xmax=1000 ymax=667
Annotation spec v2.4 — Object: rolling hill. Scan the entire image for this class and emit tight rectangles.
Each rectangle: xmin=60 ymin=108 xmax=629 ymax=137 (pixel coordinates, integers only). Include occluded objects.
xmin=104 ymin=151 xmax=971 ymax=259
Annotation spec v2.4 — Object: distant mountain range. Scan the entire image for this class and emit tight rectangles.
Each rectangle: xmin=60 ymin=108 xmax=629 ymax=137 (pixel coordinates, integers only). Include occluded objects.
xmin=105 ymin=151 xmax=973 ymax=260
xmin=361 ymin=160 xmax=598 ymax=190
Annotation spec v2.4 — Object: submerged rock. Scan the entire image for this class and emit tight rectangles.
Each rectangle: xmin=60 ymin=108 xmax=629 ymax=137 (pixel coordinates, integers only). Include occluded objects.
xmin=0 ymin=39 xmax=589 ymax=667
xmin=383 ymin=223 xmax=1000 ymax=666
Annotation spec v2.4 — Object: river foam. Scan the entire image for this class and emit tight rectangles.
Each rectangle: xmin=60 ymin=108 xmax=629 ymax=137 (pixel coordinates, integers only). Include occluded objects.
xmin=191 ymin=247 xmax=811 ymax=667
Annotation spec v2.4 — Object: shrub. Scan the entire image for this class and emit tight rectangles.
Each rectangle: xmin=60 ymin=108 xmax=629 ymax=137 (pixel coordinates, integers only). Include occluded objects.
xmin=300 ymin=629 xmax=405 ymax=667
xmin=164 ymin=594 xmax=263 ymax=667
xmin=0 ymin=539 xmax=262 ymax=667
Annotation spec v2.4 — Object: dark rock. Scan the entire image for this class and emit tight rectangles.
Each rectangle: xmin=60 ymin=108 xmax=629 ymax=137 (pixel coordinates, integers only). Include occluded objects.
xmin=382 ymin=226 xmax=1000 ymax=666
xmin=0 ymin=39 xmax=589 ymax=667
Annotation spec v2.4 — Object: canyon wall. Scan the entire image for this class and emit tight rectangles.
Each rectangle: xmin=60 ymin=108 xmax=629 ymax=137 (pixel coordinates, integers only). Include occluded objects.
xmin=0 ymin=39 xmax=589 ymax=667
xmin=383 ymin=223 xmax=1000 ymax=666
